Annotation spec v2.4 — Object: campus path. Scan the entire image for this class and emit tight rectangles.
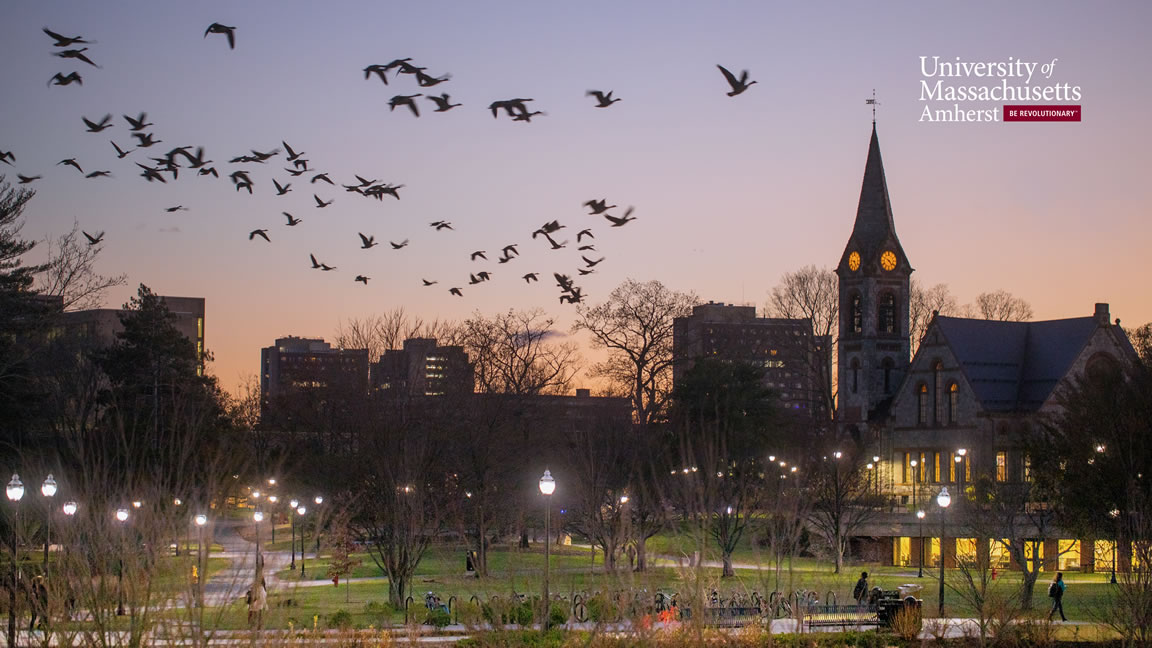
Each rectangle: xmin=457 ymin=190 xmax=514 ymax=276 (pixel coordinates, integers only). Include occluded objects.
xmin=202 ymin=518 xmax=302 ymax=606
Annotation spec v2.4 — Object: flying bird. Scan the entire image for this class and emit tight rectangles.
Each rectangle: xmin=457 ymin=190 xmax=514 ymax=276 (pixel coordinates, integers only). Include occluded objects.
xmin=355 ymin=275 xmax=370 ymax=284
xmin=390 ymin=239 xmax=409 ymax=249
xmin=82 ymin=114 xmax=113 ymax=132
xmin=110 ymin=141 xmax=133 ymax=158
xmin=48 ymin=72 xmax=82 ymax=87
xmin=578 ymin=268 xmax=596 ymax=275
xmin=426 ymin=94 xmax=462 ymax=112
xmin=0 ymin=151 xmax=13 ymax=165
xmin=54 ymin=48 xmax=99 ymax=67
xmin=582 ymin=255 xmax=605 ymax=267
xmin=132 ymin=132 xmax=161 ymax=148
xmin=541 ymin=233 xmax=567 ymax=250
xmin=586 ymin=90 xmax=621 ymax=107
xmin=363 ymin=64 xmax=390 ymax=84
xmin=578 ymin=244 xmax=596 ymax=251
xmin=584 ymin=199 xmax=616 ymax=215
xmin=532 ymin=220 xmax=564 ymax=237
xmin=313 ymin=194 xmax=333 ymax=208
xmin=523 ymin=273 xmax=539 ymax=283
xmin=123 ymin=113 xmax=153 ymax=131
xmin=320 ymin=264 xmax=336 ymax=271
xmin=358 ymin=233 xmax=378 ymax=249
xmin=311 ymin=173 xmax=334 ymax=185
xmin=165 ymin=205 xmax=188 ymax=213
xmin=430 ymin=221 xmax=453 ymax=231
xmin=449 ymin=287 xmax=463 ymax=297
xmin=415 ymin=70 xmax=451 ymax=87
xmin=249 ymin=229 xmax=270 ymax=242
xmin=422 ymin=279 xmax=438 ymax=286
xmin=389 ymin=94 xmax=422 ymax=117
xmin=198 ymin=167 xmax=218 ymax=178
xmin=282 ymin=141 xmax=305 ymax=162
xmin=205 ymin=23 xmax=236 ymax=49
xmin=82 ymin=230 xmax=104 ymax=245
xmin=470 ymin=251 xmax=487 ymax=261
xmin=489 ymin=98 xmax=533 ymax=118
xmin=577 ymin=229 xmax=594 ymax=242
xmin=57 ymin=158 xmax=83 ymax=173
xmin=604 ymin=206 xmax=637 ymax=227
xmin=512 ymin=110 xmax=545 ymax=122
xmin=273 ymin=178 xmax=292 ymax=195
xmin=310 ymin=254 xmax=321 ymax=269
xmin=283 ymin=212 xmax=302 ymax=226
xmin=85 ymin=170 xmax=111 ymax=178
xmin=502 ymin=244 xmax=519 ymax=257
xmin=135 ymin=163 xmax=166 ymax=183
xmin=42 ymin=28 xmax=92 ymax=48
xmin=17 ymin=174 xmax=41 ymax=184
xmin=717 ymin=64 xmax=757 ymax=96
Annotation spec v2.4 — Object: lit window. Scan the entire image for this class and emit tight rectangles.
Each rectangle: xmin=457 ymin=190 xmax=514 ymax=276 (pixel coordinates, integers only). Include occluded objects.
xmin=996 ymin=451 xmax=1007 ymax=481
xmin=917 ymin=384 xmax=929 ymax=424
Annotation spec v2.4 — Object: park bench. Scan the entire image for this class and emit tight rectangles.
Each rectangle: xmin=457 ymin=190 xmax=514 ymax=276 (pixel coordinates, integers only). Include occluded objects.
xmin=679 ymin=605 xmax=765 ymax=627
xmin=802 ymin=588 xmax=922 ymax=632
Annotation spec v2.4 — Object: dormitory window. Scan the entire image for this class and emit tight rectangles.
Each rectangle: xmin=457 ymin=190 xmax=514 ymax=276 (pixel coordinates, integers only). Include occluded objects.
xmin=996 ymin=451 xmax=1007 ymax=481
xmin=948 ymin=383 xmax=959 ymax=423
xmin=851 ymin=295 xmax=863 ymax=334
xmin=917 ymin=384 xmax=929 ymax=424
xmin=879 ymin=293 xmax=896 ymax=334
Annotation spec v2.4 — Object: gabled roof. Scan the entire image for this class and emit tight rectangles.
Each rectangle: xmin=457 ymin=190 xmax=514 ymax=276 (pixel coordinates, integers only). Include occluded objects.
xmin=934 ymin=315 xmax=1099 ymax=412
xmin=837 ymin=124 xmax=910 ymax=274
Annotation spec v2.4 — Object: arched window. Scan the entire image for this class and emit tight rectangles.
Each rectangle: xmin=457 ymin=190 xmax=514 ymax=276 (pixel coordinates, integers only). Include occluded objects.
xmin=882 ymin=357 xmax=895 ymax=394
xmin=933 ymin=361 xmax=944 ymax=424
xmin=948 ymin=383 xmax=959 ymax=423
xmin=878 ymin=293 xmax=896 ymax=334
xmin=850 ymin=358 xmax=860 ymax=394
xmin=850 ymin=294 xmax=863 ymax=334
xmin=917 ymin=384 xmax=929 ymax=424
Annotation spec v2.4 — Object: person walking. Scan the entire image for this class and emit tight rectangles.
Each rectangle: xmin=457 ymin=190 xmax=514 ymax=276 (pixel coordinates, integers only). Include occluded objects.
xmin=1047 ymin=572 xmax=1067 ymax=621
xmin=853 ymin=571 xmax=869 ymax=606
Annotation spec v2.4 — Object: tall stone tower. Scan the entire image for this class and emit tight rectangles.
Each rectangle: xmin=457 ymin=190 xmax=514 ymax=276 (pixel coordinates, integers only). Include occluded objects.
xmin=835 ymin=125 xmax=913 ymax=431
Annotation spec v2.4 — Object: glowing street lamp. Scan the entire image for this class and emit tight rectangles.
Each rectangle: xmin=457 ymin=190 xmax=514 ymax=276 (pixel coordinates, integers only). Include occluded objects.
xmin=6 ymin=474 xmax=24 ymax=648
xmin=62 ymin=501 xmax=77 ymax=517
xmin=194 ymin=514 xmax=207 ymax=610
xmin=539 ymin=470 xmax=555 ymax=628
xmin=115 ymin=508 xmax=129 ymax=615
xmin=916 ymin=510 xmax=926 ymax=578
xmin=296 ymin=506 xmax=308 ymax=577
xmin=289 ymin=499 xmax=300 ymax=570
xmin=936 ymin=487 xmax=951 ymax=617
xmin=41 ymin=475 xmax=57 ymax=566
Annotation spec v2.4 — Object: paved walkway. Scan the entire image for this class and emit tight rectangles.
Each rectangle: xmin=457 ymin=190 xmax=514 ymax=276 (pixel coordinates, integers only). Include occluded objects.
xmin=202 ymin=518 xmax=307 ymax=606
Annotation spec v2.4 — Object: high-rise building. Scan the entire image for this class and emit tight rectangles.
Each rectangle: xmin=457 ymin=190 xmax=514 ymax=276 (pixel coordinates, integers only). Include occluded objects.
xmin=673 ymin=302 xmax=828 ymax=419
xmin=61 ymin=295 xmax=206 ymax=371
xmin=260 ymin=336 xmax=369 ymax=409
xmin=371 ymin=337 xmax=474 ymax=397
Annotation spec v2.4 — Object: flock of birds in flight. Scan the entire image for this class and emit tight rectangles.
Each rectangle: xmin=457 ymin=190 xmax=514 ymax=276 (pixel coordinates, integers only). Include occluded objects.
xmin=3 ymin=24 xmax=758 ymax=304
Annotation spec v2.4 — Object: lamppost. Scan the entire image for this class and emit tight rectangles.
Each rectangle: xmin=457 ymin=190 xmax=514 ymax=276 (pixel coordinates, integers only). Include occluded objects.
xmin=6 ymin=474 xmax=25 ymax=648
xmin=267 ymin=495 xmax=278 ymax=545
xmin=115 ymin=508 xmax=129 ymax=616
xmin=910 ymin=459 xmax=919 ymax=512
xmin=936 ymin=487 xmax=951 ymax=618
xmin=289 ymin=499 xmax=299 ymax=570
xmin=194 ymin=514 xmax=207 ymax=610
xmin=873 ymin=456 xmax=881 ymax=497
xmin=313 ymin=496 xmax=323 ymax=555
xmin=538 ymin=470 xmax=555 ymax=628
xmin=253 ymin=509 xmax=264 ymax=571
xmin=956 ymin=448 xmax=967 ymax=498
xmin=916 ymin=510 xmax=926 ymax=577
xmin=62 ymin=501 xmax=77 ymax=562
xmin=41 ymin=474 xmax=56 ymax=566
xmin=1109 ymin=508 xmax=1120 ymax=585
xmin=296 ymin=505 xmax=307 ymax=578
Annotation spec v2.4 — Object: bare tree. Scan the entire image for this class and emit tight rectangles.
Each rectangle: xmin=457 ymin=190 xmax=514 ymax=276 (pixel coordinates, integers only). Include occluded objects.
xmin=1126 ymin=322 xmax=1152 ymax=368
xmin=36 ymin=221 xmax=127 ymax=311
xmin=456 ymin=308 xmax=580 ymax=395
xmin=334 ymin=308 xmax=456 ymax=362
xmin=766 ymin=266 xmax=838 ymax=419
xmin=973 ymin=290 xmax=1033 ymax=322
xmin=909 ymin=280 xmax=960 ymax=354
xmin=573 ymin=279 xmax=697 ymax=425
xmin=807 ymin=447 xmax=880 ymax=574
xmin=563 ymin=417 xmax=633 ymax=572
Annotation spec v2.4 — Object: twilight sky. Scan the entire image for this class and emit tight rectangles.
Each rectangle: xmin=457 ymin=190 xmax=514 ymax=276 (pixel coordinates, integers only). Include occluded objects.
xmin=3 ymin=1 xmax=1150 ymax=396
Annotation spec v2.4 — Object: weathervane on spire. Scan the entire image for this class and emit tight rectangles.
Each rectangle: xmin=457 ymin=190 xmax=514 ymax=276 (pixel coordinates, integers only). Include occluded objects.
xmin=866 ymin=89 xmax=880 ymax=124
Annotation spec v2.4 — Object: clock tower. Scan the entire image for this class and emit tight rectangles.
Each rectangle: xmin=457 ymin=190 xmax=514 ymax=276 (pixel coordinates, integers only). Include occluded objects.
xmin=835 ymin=124 xmax=912 ymax=430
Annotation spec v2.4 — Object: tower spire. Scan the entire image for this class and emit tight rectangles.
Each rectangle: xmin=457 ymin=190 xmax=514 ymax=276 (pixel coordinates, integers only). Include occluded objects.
xmin=866 ymin=89 xmax=879 ymax=124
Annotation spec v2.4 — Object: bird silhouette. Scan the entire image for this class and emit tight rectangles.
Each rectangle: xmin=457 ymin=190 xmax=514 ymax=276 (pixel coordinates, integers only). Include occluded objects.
xmin=554 ymin=273 xmax=574 ymax=291
xmin=165 ymin=205 xmax=189 ymax=213
xmin=320 ymin=264 xmax=336 ymax=271
xmin=578 ymin=268 xmax=596 ymax=275
xmin=355 ymin=275 xmax=370 ymax=284
xmin=310 ymin=254 xmax=321 ymax=269
xmin=717 ymin=64 xmax=757 ymax=96
xmin=582 ymin=255 xmax=605 ymax=267
xmin=273 ymin=178 xmax=292 ymax=195
xmin=542 ymin=233 xmax=567 ymax=249
xmin=229 ymin=170 xmax=252 ymax=184
xmin=234 ymin=181 xmax=252 ymax=194
xmin=48 ymin=72 xmax=82 ymax=87
xmin=415 ymin=70 xmax=451 ymax=87
xmin=523 ymin=273 xmax=539 ymax=283
xmin=109 ymin=141 xmax=133 ymax=158
xmin=422 ymin=279 xmax=438 ymax=286
xmin=358 ymin=233 xmax=378 ymax=249
xmin=58 ymin=158 xmax=83 ymax=174
xmin=283 ymin=212 xmax=302 ymax=226
xmin=449 ymin=287 xmax=463 ymax=297
xmin=502 ymin=244 xmax=520 ymax=257
xmin=132 ymin=132 xmax=161 ymax=148
xmin=313 ymin=194 xmax=334 ymax=208
xmin=205 ymin=23 xmax=236 ymax=49
xmin=512 ymin=110 xmax=545 ymax=122
xmin=390 ymin=239 xmax=409 ymax=249
xmin=468 ymin=274 xmax=483 ymax=285
xmin=85 ymin=170 xmax=111 ymax=178
xmin=382 ymin=59 xmax=414 ymax=73
xmin=42 ymin=28 xmax=92 ymax=47
xmin=311 ymin=173 xmax=334 ymax=185
xmin=489 ymin=99 xmax=533 ymax=118
xmin=17 ymin=174 xmax=41 ymax=184
xmin=430 ymin=221 xmax=453 ymax=231
xmin=470 ymin=251 xmax=487 ymax=261
xmin=123 ymin=113 xmax=153 ymax=131
xmin=249 ymin=229 xmax=270 ymax=242
xmin=560 ymin=290 xmax=584 ymax=304
xmin=82 ymin=230 xmax=104 ymax=245
xmin=0 ymin=151 xmax=13 ymax=165
xmin=135 ymin=163 xmax=166 ymax=183
xmin=199 ymin=167 xmax=218 ymax=178
xmin=577 ymin=229 xmax=594 ymax=242
xmin=532 ymin=220 xmax=564 ymax=238
xmin=283 ymin=167 xmax=306 ymax=177
xmin=389 ymin=95 xmax=422 ymax=117
xmin=578 ymin=244 xmax=596 ymax=251
xmin=586 ymin=90 xmax=621 ymax=107
xmin=82 ymin=114 xmax=113 ymax=132
xmin=180 ymin=147 xmax=212 ymax=168
xmin=282 ymin=141 xmax=305 ymax=162
xmin=363 ymin=65 xmax=390 ymax=85
xmin=583 ymin=199 xmax=616 ymax=215
xmin=426 ymin=94 xmax=462 ymax=112
xmin=54 ymin=48 xmax=99 ymax=67
xmin=604 ymin=206 xmax=636 ymax=227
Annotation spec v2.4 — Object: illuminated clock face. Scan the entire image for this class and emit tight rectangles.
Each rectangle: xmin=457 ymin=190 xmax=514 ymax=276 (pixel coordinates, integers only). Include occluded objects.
xmin=880 ymin=250 xmax=897 ymax=271
xmin=848 ymin=251 xmax=860 ymax=272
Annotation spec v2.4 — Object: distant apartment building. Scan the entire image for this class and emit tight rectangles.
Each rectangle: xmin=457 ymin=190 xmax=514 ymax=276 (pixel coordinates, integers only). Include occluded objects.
xmin=259 ymin=336 xmax=370 ymax=410
xmin=673 ymin=302 xmax=828 ymax=420
xmin=60 ymin=296 xmax=206 ymax=372
xmin=371 ymin=338 xmax=474 ymax=397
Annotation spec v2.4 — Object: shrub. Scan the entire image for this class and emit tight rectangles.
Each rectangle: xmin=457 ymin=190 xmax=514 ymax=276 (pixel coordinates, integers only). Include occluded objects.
xmin=888 ymin=606 xmax=922 ymax=642
xmin=458 ymin=629 xmax=567 ymax=648
xmin=457 ymin=600 xmax=484 ymax=628
xmin=327 ymin=609 xmax=354 ymax=630
xmin=586 ymin=593 xmax=618 ymax=622
xmin=424 ymin=608 xmax=452 ymax=628
xmin=548 ymin=602 xmax=568 ymax=627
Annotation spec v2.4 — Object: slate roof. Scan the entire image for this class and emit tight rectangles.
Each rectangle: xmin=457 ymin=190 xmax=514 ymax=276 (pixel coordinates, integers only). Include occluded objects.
xmin=837 ymin=124 xmax=910 ymax=273
xmin=934 ymin=315 xmax=1099 ymax=412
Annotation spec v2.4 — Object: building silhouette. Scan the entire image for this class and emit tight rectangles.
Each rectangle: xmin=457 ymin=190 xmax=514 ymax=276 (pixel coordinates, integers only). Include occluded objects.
xmin=61 ymin=295 xmax=206 ymax=372
xmin=371 ymin=337 xmax=473 ymax=398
